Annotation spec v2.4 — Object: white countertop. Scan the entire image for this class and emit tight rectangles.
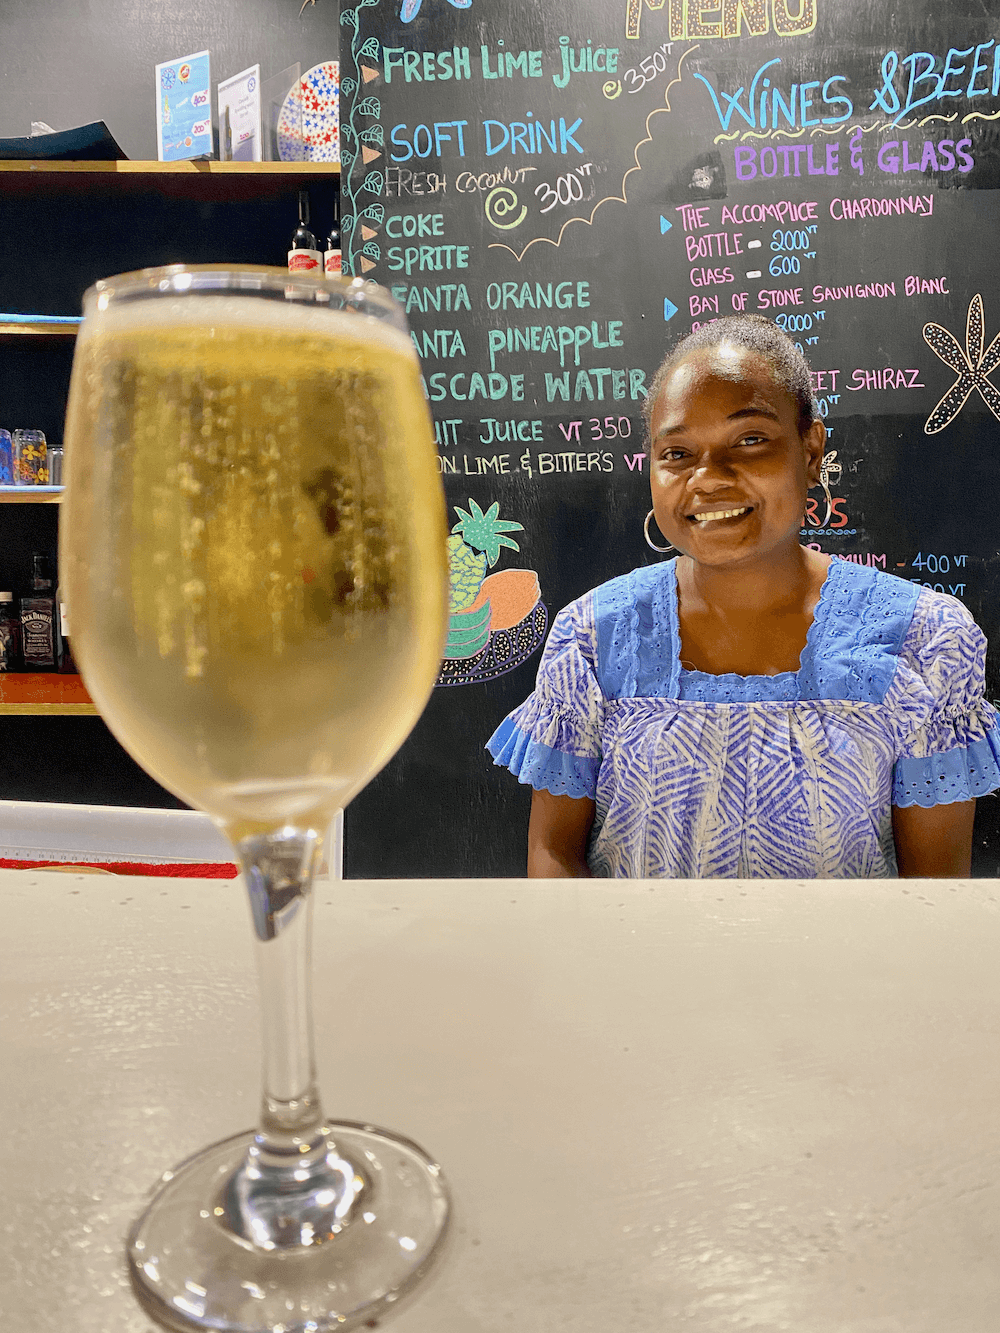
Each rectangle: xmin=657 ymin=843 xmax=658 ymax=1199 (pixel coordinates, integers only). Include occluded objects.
xmin=3 ymin=870 xmax=1000 ymax=1331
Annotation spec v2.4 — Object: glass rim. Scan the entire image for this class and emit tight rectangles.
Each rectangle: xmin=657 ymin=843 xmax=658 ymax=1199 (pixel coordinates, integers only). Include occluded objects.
xmin=81 ymin=264 xmax=403 ymax=326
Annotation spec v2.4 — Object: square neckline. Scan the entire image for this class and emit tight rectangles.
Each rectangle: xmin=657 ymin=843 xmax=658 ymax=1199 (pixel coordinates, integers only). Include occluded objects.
xmin=665 ymin=554 xmax=842 ymax=689
xmin=591 ymin=555 xmax=921 ymax=704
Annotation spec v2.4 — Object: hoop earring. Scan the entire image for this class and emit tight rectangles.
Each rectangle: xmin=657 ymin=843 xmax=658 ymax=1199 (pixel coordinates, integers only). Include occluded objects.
xmin=644 ymin=509 xmax=674 ymax=554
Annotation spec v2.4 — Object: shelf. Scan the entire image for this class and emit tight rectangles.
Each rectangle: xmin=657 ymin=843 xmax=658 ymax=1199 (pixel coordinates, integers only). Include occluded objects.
xmin=0 ymin=161 xmax=340 ymax=175
xmin=0 ymin=321 xmax=79 ymax=336
xmin=0 ymin=673 xmax=97 ymax=715
xmin=0 ymin=160 xmax=341 ymax=204
xmin=0 ymin=488 xmax=63 ymax=504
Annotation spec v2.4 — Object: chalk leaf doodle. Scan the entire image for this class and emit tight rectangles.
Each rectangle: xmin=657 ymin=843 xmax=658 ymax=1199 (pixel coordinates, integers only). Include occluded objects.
xmin=923 ymin=294 xmax=1000 ymax=434
xmin=438 ymin=500 xmax=547 ymax=687
xmin=400 ymin=0 xmax=471 ymax=20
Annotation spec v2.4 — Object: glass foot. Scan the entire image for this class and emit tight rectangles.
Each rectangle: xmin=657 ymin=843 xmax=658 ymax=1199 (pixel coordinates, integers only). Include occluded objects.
xmin=126 ymin=1123 xmax=450 ymax=1333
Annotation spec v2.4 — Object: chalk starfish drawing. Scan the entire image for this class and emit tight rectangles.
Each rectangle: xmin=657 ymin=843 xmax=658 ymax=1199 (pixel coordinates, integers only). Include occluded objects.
xmin=437 ymin=499 xmax=547 ymax=687
xmin=923 ymin=294 xmax=1000 ymax=434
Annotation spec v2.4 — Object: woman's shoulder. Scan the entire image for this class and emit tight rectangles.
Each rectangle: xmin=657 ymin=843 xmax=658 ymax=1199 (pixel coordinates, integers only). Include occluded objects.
xmin=589 ymin=559 xmax=675 ymax=618
xmin=550 ymin=562 xmax=674 ymax=636
xmin=883 ymin=583 xmax=993 ymax=762
xmin=802 ymin=560 xmax=921 ymax=702
xmin=542 ymin=562 xmax=677 ymax=699
xmin=808 ymin=559 xmax=985 ymax=703
xmin=897 ymin=583 xmax=987 ymax=689
xmin=818 ymin=558 xmax=922 ymax=637
xmin=590 ymin=561 xmax=678 ymax=697
xmin=903 ymin=581 xmax=983 ymax=643
xmin=837 ymin=561 xmax=984 ymax=659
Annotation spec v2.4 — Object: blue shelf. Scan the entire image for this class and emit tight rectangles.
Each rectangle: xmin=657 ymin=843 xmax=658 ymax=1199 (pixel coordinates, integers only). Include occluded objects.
xmin=0 ymin=313 xmax=82 ymax=324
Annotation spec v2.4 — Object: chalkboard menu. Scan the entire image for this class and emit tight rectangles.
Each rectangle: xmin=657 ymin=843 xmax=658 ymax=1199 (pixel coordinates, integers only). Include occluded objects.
xmin=338 ymin=0 xmax=1000 ymax=877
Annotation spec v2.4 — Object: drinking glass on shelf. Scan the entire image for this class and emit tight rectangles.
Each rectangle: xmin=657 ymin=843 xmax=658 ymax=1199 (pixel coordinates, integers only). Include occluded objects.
xmin=13 ymin=428 xmax=48 ymax=484
xmin=60 ymin=265 xmax=450 ymax=1333
xmin=47 ymin=446 xmax=63 ymax=486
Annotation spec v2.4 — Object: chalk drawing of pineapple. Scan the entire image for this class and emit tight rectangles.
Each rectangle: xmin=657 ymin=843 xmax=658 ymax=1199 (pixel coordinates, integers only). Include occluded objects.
xmin=438 ymin=498 xmax=547 ymax=687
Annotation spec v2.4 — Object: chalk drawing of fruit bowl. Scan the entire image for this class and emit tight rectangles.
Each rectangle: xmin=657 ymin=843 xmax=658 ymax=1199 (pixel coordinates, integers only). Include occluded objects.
xmin=436 ymin=500 xmax=547 ymax=687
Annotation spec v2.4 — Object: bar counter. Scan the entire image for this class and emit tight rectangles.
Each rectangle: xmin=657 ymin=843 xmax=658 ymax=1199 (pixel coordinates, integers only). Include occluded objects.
xmin=3 ymin=870 xmax=1000 ymax=1330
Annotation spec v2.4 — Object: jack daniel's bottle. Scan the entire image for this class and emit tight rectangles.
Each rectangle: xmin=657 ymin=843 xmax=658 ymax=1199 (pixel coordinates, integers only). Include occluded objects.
xmin=21 ymin=553 xmax=55 ymax=669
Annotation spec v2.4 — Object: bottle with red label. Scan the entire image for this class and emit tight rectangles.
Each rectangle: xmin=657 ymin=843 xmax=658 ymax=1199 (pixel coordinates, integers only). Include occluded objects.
xmin=324 ymin=185 xmax=342 ymax=278
xmin=288 ymin=189 xmax=322 ymax=274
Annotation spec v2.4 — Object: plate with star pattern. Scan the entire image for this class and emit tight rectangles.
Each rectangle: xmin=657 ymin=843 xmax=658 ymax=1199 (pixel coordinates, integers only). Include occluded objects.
xmin=277 ymin=60 xmax=339 ymax=162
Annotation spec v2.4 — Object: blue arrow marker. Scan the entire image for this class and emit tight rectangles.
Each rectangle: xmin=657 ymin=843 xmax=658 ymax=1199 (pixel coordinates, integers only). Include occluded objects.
xmin=660 ymin=216 xmax=672 ymax=233
xmin=663 ymin=297 xmax=678 ymax=321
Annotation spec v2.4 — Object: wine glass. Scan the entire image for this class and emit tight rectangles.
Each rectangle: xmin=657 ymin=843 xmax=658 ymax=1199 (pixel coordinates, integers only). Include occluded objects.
xmin=59 ymin=266 xmax=451 ymax=1332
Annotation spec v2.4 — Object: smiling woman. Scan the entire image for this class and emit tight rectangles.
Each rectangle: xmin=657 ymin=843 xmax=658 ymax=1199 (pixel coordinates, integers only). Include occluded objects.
xmin=487 ymin=315 xmax=1000 ymax=879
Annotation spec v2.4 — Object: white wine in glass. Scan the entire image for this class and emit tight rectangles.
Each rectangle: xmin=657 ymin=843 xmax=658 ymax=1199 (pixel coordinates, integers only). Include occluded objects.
xmin=60 ymin=266 xmax=450 ymax=1333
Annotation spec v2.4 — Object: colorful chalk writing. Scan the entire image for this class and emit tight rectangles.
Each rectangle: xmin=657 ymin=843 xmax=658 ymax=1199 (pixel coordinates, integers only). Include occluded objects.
xmin=870 ymin=43 xmax=1000 ymax=124
xmin=624 ymin=0 xmax=818 ymax=42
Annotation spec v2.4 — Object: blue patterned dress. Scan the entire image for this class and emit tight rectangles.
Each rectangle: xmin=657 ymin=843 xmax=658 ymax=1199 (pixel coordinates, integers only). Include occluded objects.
xmin=487 ymin=558 xmax=1000 ymax=878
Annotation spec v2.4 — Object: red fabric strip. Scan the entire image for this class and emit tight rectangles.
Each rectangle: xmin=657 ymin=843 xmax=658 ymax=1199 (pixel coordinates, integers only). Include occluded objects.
xmin=0 ymin=858 xmax=239 ymax=878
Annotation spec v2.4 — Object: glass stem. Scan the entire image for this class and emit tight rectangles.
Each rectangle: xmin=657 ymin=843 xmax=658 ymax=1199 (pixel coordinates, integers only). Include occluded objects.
xmin=239 ymin=829 xmax=326 ymax=1161
xmin=218 ymin=827 xmax=365 ymax=1251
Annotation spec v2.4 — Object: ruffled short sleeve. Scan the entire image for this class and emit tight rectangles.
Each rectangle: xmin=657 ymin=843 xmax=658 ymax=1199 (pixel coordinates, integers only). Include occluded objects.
xmin=485 ymin=594 xmax=604 ymax=801
xmin=888 ymin=590 xmax=1000 ymax=807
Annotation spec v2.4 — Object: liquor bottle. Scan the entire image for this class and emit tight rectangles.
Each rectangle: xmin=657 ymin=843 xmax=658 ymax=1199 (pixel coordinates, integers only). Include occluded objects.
xmin=55 ymin=584 xmax=77 ymax=674
xmin=324 ymin=186 xmax=342 ymax=277
xmin=288 ymin=189 xmax=322 ymax=274
xmin=0 ymin=591 xmax=21 ymax=671
xmin=21 ymin=552 xmax=55 ymax=669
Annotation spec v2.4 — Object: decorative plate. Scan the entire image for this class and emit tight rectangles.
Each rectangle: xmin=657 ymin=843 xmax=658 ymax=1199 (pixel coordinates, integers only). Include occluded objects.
xmin=277 ymin=61 xmax=340 ymax=163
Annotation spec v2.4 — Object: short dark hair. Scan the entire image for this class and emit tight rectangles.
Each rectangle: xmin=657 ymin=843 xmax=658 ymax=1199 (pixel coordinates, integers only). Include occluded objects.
xmin=643 ymin=314 xmax=820 ymax=444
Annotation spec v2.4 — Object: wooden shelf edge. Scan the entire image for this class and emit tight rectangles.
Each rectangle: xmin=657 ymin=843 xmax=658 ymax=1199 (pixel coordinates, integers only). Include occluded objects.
xmin=0 ymin=323 xmax=78 ymax=336
xmin=0 ymin=674 xmax=96 ymax=713
xmin=0 ymin=488 xmax=63 ymax=504
xmin=0 ymin=702 xmax=98 ymax=715
xmin=0 ymin=160 xmax=340 ymax=175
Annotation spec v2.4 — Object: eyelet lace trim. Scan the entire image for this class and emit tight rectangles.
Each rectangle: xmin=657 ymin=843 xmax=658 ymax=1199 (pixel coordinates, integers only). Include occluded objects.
xmin=623 ymin=572 xmax=641 ymax=699
xmin=599 ymin=558 xmax=921 ymax=704
xmin=599 ymin=558 xmax=923 ymax=704
xmin=893 ymin=731 xmax=1000 ymax=807
xmin=486 ymin=716 xmax=598 ymax=800
xmin=799 ymin=561 xmax=920 ymax=703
